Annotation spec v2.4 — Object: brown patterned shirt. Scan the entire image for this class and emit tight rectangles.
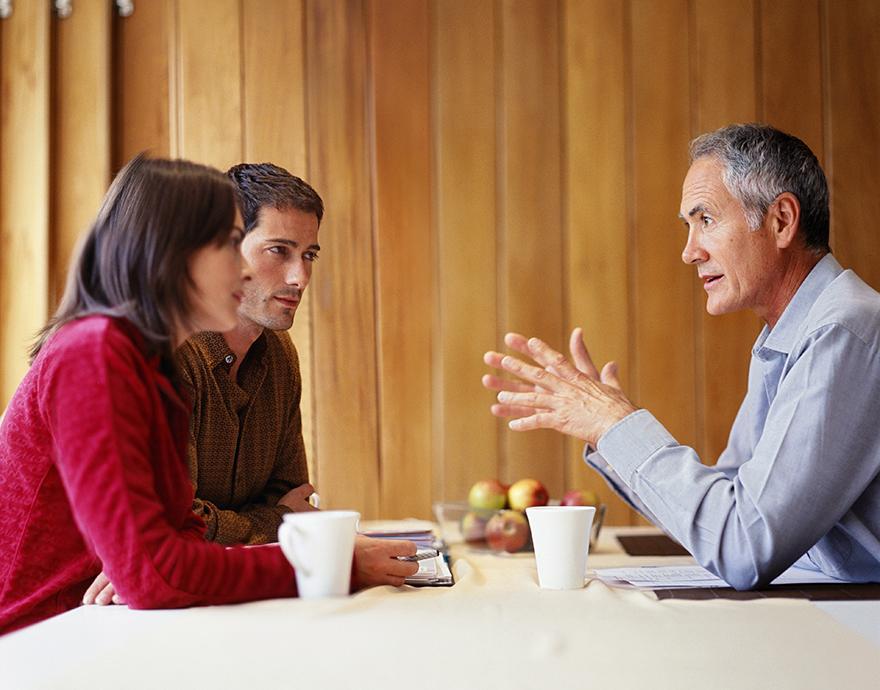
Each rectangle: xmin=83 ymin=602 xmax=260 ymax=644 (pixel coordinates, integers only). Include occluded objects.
xmin=176 ymin=330 xmax=309 ymax=545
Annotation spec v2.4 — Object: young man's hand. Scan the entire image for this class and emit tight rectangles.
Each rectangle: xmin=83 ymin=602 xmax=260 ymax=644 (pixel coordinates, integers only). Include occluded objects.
xmin=277 ymin=482 xmax=318 ymax=512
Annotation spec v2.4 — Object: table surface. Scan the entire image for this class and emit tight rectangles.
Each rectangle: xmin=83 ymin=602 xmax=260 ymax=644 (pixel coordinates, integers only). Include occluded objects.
xmin=2 ymin=526 xmax=878 ymax=690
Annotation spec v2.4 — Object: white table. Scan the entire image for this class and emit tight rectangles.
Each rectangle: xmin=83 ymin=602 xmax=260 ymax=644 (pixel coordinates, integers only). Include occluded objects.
xmin=2 ymin=527 xmax=877 ymax=690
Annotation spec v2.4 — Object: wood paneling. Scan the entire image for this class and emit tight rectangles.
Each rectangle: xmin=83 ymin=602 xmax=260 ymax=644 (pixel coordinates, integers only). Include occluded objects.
xmin=175 ymin=0 xmax=242 ymax=169
xmin=693 ymin=0 xmax=761 ymax=463
xmin=113 ymin=0 xmax=173 ymax=165
xmin=562 ymin=0 xmax=631 ymax=523
xmin=241 ymin=0 xmax=316 ymax=485
xmin=0 ymin=1 xmax=50 ymax=406
xmin=760 ymin=0 xmax=824 ymax=162
xmin=499 ymin=0 xmax=566 ymax=493
xmin=825 ymin=0 xmax=880 ymax=291
xmin=2 ymin=1 xmax=879 ymax=525
xmin=368 ymin=0 xmax=434 ymax=519
xmin=630 ymin=0 xmax=696 ymax=451
xmin=433 ymin=0 xmax=499 ymax=502
xmin=52 ymin=0 xmax=111 ymax=305
xmin=306 ymin=0 xmax=381 ymax=517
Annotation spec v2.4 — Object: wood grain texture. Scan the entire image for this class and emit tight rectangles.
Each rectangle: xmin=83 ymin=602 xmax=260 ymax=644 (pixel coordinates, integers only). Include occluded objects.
xmin=241 ymin=0 xmax=317 ymax=486
xmin=692 ymin=0 xmax=761 ymax=464
xmin=562 ymin=0 xmax=633 ymax=524
xmin=825 ymin=0 xmax=880 ymax=290
xmin=175 ymin=0 xmax=242 ymax=169
xmin=368 ymin=0 xmax=434 ymax=519
xmin=630 ymin=0 xmax=696 ymax=449
xmin=0 ymin=1 xmax=50 ymax=407
xmin=498 ymin=0 xmax=566 ymax=494
xmin=760 ymin=0 xmax=824 ymax=162
xmin=52 ymin=0 xmax=112 ymax=306
xmin=306 ymin=0 xmax=381 ymax=516
xmin=433 ymin=0 xmax=500 ymax=504
xmin=113 ymin=0 xmax=173 ymax=166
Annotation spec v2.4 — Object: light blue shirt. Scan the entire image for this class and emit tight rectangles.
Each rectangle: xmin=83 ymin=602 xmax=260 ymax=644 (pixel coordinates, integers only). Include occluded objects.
xmin=588 ymin=254 xmax=880 ymax=589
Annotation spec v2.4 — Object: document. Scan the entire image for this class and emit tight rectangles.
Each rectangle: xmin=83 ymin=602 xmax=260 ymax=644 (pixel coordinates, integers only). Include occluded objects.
xmin=594 ymin=564 xmax=846 ymax=590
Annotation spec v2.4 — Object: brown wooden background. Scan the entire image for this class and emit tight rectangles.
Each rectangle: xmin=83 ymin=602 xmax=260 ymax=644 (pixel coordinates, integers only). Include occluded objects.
xmin=1 ymin=0 xmax=878 ymax=523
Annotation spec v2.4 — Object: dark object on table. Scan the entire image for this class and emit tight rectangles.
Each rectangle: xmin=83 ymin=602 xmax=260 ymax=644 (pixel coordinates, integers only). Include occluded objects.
xmin=617 ymin=533 xmax=690 ymax=557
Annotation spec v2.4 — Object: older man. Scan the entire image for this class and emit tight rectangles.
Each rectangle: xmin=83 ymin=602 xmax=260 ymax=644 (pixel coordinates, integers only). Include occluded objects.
xmin=484 ymin=124 xmax=880 ymax=590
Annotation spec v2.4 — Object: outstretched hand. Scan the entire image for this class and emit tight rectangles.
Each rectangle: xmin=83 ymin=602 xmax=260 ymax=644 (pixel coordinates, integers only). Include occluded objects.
xmin=482 ymin=328 xmax=637 ymax=447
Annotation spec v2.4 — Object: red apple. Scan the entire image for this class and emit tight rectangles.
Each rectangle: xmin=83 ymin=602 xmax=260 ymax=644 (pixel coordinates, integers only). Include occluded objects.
xmin=485 ymin=510 xmax=530 ymax=553
xmin=561 ymin=488 xmax=600 ymax=507
xmin=507 ymin=478 xmax=549 ymax=511
xmin=460 ymin=511 xmax=489 ymax=543
xmin=468 ymin=479 xmax=507 ymax=511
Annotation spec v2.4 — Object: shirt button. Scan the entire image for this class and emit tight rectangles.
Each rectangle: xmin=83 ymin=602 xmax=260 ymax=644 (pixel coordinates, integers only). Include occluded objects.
xmin=224 ymin=354 xmax=235 ymax=365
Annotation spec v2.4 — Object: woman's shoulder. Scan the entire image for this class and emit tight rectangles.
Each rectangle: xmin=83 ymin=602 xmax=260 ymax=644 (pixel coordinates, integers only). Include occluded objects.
xmin=42 ymin=316 xmax=145 ymax=363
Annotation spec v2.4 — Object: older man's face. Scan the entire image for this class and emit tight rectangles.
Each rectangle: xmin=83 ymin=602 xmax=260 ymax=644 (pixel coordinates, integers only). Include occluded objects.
xmin=679 ymin=157 xmax=778 ymax=320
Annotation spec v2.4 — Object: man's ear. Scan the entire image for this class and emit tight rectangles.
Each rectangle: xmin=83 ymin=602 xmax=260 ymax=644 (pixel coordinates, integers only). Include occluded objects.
xmin=768 ymin=192 xmax=801 ymax=249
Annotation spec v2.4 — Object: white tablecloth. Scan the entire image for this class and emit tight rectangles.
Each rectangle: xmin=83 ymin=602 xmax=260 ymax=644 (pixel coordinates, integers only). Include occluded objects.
xmin=2 ymin=527 xmax=877 ymax=690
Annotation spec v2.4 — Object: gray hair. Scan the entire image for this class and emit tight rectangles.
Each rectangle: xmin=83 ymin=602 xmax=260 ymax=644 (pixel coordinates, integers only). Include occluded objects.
xmin=689 ymin=124 xmax=830 ymax=253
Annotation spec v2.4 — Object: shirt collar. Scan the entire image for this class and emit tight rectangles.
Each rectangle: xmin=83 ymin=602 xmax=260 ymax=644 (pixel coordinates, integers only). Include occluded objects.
xmin=186 ymin=330 xmax=268 ymax=369
xmin=755 ymin=253 xmax=843 ymax=356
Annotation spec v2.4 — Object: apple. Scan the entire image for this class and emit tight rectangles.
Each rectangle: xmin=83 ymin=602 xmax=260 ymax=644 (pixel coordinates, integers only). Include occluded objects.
xmin=468 ymin=479 xmax=507 ymax=511
xmin=561 ymin=488 xmax=600 ymax=507
xmin=485 ymin=510 xmax=530 ymax=553
xmin=507 ymin=478 xmax=549 ymax=511
xmin=460 ymin=511 xmax=489 ymax=543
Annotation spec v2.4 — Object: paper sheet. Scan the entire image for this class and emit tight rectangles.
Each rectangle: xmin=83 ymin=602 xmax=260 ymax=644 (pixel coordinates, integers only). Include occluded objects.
xmin=594 ymin=564 xmax=846 ymax=589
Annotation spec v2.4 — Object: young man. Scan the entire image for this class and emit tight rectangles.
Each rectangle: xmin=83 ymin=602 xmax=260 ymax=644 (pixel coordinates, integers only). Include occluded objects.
xmin=84 ymin=164 xmax=415 ymax=605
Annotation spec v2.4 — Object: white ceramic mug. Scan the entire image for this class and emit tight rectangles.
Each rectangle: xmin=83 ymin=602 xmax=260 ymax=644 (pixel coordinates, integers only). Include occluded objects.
xmin=278 ymin=510 xmax=360 ymax=599
xmin=525 ymin=506 xmax=595 ymax=590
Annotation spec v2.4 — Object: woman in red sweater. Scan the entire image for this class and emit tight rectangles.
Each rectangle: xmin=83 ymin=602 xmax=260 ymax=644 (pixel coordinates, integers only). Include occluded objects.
xmin=0 ymin=156 xmax=414 ymax=634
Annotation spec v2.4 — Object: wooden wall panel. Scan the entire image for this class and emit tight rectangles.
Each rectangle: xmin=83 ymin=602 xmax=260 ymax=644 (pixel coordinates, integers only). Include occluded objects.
xmin=175 ymin=0 xmax=242 ymax=169
xmin=630 ymin=0 xmax=696 ymax=450
xmin=499 ymin=0 xmax=566 ymax=494
xmin=692 ymin=0 xmax=761 ymax=463
xmin=0 ymin=1 xmax=50 ymax=407
xmin=306 ymin=0 xmax=381 ymax=517
xmin=562 ymin=0 xmax=632 ymax=523
xmin=368 ymin=0 xmax=433 ymax=519
xmin=825 ymin=0 xmax=880 ymax=291
xmin=433 ymin=0 xmax=499 ymax=503
xmin=113 ymin=0 xmax=173 ymax=166
xmin=240 ymin=0 xmax=317 ymax=485
xmin=52 ymin=0 xmax=111 ymax=305
xmin=760 ymin=0 xmax=824 ymax=162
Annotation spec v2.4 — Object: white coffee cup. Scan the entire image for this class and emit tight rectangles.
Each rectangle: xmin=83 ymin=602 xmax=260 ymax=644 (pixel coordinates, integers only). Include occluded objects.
xmin=525 ymin=506 xmax=595 ymax=590
xmin=278 ymin=510 xmax=360 ymax=599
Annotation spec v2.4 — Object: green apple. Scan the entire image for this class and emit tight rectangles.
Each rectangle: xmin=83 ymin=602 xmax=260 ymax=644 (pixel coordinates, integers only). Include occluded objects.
xmin=468 ymin=479 xmax=507 ymax=510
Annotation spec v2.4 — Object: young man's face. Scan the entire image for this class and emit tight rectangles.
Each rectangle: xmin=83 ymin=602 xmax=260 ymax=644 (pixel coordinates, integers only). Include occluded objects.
xmin=238 ymin=206 xmax=320 ymax=331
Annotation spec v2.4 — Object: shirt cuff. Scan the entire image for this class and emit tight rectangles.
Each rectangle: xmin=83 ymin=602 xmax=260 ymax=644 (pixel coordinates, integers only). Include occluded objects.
xmin=595 ymin=409 xmax=678 ymax=486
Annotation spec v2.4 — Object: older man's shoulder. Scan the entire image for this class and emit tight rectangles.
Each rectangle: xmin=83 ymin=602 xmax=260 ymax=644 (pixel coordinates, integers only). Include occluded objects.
xmin=809 ymin=268 xmax=880 ymax=349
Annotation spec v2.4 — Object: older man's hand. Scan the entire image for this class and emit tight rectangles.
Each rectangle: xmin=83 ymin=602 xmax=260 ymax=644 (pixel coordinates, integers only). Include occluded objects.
xmin=351 ymin=536 xmax=419 ymax=590
xmin=482 ymin=329 xmax=638 ymax=447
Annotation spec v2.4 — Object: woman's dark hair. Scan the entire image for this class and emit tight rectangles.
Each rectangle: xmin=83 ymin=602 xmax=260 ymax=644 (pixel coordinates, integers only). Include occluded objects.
xmin=31 ymin=154 xmax=237 ymax=364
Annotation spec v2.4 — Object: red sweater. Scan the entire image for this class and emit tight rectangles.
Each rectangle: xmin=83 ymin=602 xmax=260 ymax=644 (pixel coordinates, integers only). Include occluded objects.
xmin=0 ymin=317 xmax=297 ymax=634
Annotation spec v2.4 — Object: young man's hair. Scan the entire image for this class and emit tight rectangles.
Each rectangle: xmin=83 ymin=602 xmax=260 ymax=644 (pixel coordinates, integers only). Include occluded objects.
xmin=226 ymin=163 xmax=324 ymax=234
xmin=31 ymin=154 xmax=237 ymax=364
